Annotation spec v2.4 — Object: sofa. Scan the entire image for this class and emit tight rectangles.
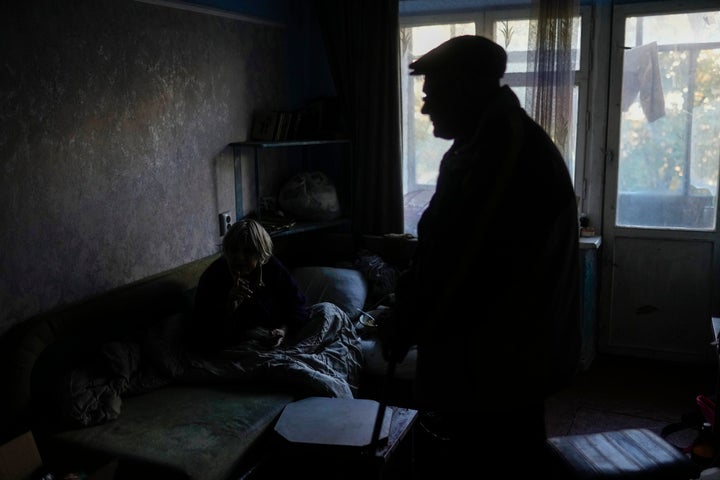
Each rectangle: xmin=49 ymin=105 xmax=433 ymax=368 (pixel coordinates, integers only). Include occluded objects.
xmin=0 ymin=232 xmax=417 ymax=480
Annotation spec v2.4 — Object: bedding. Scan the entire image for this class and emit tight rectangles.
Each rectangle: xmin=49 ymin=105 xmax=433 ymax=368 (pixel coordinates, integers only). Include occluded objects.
xmin=185 ymin=302 xmax=363 ymax=398
xmin=293 ymin=266 xmax=417 ymax=381
xmin=51 ymin=302 xmax=362 ymax=428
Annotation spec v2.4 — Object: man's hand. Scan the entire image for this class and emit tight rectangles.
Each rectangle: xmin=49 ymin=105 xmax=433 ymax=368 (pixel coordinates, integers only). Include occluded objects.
xmin=378 ymin=309 xmax=413 ymax=363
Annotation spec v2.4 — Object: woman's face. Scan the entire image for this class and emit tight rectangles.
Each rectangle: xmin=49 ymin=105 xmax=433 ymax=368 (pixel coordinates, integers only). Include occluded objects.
xmin=225 ymin=249 xmax=260 ymax=278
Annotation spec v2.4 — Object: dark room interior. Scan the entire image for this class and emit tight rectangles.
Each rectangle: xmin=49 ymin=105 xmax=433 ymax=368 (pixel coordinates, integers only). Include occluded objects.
xmin=2 ymin=1 xmax=720 ymax=479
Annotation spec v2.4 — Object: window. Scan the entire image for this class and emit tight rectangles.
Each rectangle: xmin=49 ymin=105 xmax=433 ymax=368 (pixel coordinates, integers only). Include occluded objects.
xmin=399 ymin=9 xmax=589 ymax=236
xmin=614 ymin=9 xmax=720 ymax=230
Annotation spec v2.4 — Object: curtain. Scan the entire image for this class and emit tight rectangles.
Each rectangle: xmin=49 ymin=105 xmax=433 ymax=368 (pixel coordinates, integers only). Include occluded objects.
xmin=314 ymin=0 xmax=404 ymax=235
xmin=526 ymin=0 xmax=578 ymax=159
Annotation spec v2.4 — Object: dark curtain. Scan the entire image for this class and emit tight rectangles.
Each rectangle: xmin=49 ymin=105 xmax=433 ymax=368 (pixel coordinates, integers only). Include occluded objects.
xmin=314 ymin=0 xmax=404 ymax=235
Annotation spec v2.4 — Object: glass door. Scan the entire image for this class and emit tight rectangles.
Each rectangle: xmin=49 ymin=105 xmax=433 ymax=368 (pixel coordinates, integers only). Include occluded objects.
xmin=615 ymin=9 xmax=720 ymax=230
xmin=600 ymin=2 xmax=720 ymax=362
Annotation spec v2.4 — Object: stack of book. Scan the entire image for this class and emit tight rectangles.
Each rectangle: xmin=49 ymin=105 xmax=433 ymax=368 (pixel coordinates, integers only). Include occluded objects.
xmin=250 ymin=110 xmax=307 ymax=142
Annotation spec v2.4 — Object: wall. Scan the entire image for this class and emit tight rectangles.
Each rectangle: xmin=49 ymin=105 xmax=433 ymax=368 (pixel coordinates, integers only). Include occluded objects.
xmin=399 ymin=0 xmax=532 ymax=16
xmin=165 ymin=0 xmax=289 ymax=22
xmin=0 ymin=0 xmax=289 ymax=335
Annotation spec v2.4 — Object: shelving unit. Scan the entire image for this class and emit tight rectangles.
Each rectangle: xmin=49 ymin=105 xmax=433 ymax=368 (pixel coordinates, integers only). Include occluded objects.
xmin=229 ymin=139 xmax=352 ymax=237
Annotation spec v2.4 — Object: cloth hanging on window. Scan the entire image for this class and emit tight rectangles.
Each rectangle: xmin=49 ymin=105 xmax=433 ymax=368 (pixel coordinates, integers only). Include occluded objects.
xmin=621 ymin=42 xmax=666 ymax=122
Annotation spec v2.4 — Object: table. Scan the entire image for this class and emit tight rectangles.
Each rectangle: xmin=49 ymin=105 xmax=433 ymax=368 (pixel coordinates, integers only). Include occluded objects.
xmin=248 ymin=405 xmax=418 ymax=480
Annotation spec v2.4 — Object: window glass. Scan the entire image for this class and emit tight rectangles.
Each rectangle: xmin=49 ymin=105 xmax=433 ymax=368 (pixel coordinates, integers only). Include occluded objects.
xmin=494 ymin=19 xmax=532 ymax=73
xmin=494 ymin=18 xmax=581 ymax=73
xmin=616 ymin=10 xmax=720 ymax=230
xmin=400 ymin=23 xmax=474 ymax=236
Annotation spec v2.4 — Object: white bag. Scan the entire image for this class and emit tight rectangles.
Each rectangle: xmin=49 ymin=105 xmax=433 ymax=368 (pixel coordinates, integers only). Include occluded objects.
xmin=278 ymin=171 xmax=341 ymax=221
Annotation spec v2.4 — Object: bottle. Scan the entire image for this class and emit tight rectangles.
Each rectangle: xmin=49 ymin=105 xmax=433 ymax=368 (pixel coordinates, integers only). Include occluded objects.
xmin=692 ymin=422 xmax=716 ymax=468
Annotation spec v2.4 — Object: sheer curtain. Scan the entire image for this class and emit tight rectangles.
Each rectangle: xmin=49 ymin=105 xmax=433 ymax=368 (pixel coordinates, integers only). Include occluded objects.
xmin=526 ymin=0 xmax=579 ymax=159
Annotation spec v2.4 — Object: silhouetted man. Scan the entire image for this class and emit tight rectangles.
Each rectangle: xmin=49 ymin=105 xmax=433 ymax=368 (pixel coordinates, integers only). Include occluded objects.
xmin=382 ymin=35 xmax=581 ymax=475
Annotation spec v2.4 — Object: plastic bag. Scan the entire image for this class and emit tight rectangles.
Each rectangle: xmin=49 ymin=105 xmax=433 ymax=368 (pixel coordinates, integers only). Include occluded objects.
xmin=278 ymin=171 xmax=341 ymax=221
xmin=662 ymin=394 xmax=717 ymax=454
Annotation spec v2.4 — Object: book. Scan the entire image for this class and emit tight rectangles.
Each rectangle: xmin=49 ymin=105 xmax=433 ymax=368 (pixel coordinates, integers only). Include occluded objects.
xmin=274 ymin=111 xmax=291 ymax=141
xmin=250 ymin=110 xmax=280 ymax=141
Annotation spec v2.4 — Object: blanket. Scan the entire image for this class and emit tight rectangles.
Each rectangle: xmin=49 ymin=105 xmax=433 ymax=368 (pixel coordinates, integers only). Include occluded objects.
xmin=56 ymin=302 xmax=362 ymax=428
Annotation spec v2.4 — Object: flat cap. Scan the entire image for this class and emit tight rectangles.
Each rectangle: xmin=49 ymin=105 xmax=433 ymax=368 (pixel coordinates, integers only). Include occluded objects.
xmin=409 ymin=35 xmax=507 ymax=78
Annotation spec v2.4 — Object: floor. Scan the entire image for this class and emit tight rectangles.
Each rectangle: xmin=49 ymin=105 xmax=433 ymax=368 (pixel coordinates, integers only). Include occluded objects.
xmin=545 ymin=353 xmax=718 ymax=445
xmin=251 ymin=354 xmax=720 ymax=479
xmin=401 ymin=354 xmax=720 ymax=479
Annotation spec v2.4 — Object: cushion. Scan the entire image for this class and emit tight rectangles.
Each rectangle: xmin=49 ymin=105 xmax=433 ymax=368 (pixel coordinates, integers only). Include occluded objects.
xmin=546 ymin=428 xmax=701 ymax=480
xmin=292 ymin=267 xmax=367 ymax=321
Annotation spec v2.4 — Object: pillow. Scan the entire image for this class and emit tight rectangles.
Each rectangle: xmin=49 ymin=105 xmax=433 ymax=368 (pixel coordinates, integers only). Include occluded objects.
xmin=292 ymin=266 xmax=367 ymax=321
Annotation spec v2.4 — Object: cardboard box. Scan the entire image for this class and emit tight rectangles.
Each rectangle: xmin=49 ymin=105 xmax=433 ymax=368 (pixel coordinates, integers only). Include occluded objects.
xmin=0 ymin=431 xmax=43 ymax=480
xmin=0 ymin=431 xmax=117 ymax=480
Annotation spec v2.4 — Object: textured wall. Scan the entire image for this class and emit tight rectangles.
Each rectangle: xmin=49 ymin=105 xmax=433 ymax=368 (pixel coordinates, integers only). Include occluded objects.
xmin=0 ymin=0 xmax=287 ymax=334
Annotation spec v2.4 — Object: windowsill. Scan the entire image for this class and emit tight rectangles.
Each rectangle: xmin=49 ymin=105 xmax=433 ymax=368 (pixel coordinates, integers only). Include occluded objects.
xmin=580 ymin=235 xmax=602 ymax=250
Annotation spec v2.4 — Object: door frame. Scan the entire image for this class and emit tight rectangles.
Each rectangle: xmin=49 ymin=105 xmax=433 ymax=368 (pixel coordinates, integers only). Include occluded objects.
xmin=597 ymin=0 xmax=720 ymax=363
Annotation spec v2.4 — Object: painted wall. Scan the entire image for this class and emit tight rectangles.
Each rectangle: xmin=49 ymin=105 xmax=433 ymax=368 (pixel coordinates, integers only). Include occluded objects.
xmin=0 ymin=0 xmax=290 ymax=335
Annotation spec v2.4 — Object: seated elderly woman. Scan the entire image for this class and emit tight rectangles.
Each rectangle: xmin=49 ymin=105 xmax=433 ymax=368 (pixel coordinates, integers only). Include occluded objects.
xmin=190 ymin=218 xmax=311 ymax=352
xmin=186 ymin=218 xmax=363 ymax=398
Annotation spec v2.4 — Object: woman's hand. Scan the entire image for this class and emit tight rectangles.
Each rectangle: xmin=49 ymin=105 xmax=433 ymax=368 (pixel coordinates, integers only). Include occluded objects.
xmin=269 ymin=327 xmax=287 ymax=348
xmin=228 ymin=277 xmax=254 ymax=311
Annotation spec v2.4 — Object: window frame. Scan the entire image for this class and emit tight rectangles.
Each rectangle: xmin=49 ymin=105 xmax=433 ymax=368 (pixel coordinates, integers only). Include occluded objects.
xmin=399 ymin=6 xmax=592 ymax=234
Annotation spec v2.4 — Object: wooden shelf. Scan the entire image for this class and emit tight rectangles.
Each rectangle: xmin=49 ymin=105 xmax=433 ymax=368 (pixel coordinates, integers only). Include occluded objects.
xmin=264 ymin=218 xmax=350 ymax=238
xmin=230 ymin=139 xmax=349 ymax=149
